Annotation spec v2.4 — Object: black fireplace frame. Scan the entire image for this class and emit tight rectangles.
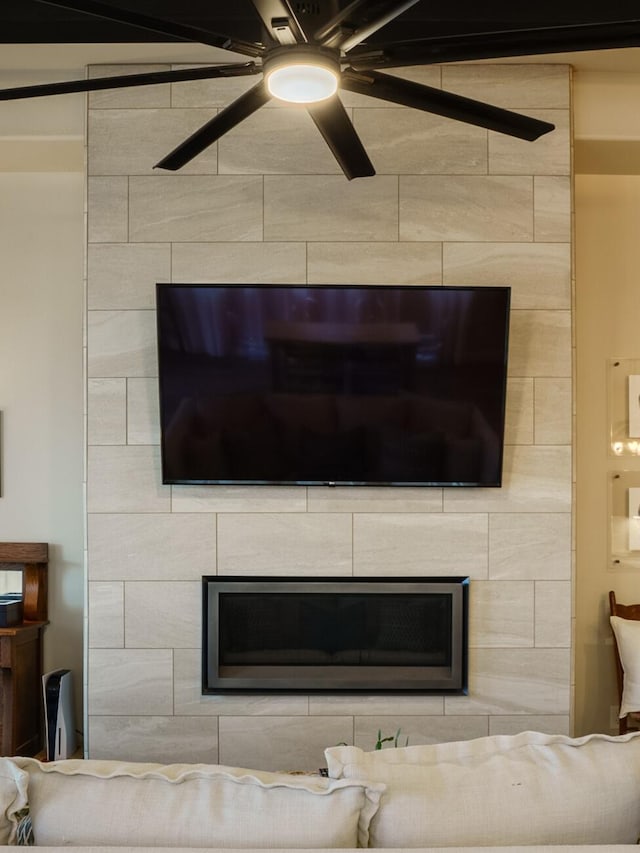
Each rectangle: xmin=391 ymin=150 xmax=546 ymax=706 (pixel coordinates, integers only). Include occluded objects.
xmin=202 ymin=576 xmax=469 ymax=694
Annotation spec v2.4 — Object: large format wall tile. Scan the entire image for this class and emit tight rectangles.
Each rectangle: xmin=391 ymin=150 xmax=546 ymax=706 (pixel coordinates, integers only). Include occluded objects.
xmin=508 ymin=310 xmax=572 ymax=377
xmin=534 ymin=176 xmax=571 ymax=242
xmin=218 ymin=716 xmax=353 ymax=772
xmin=444 ymin=648 xmax=571 ymax=715
xmin=88 ymin=108 xmax=219 ymax=175
xmin=504 ymin=378 xmax=534 ymax=445
xmin=355 ymin=715 xmax=489 ymax=749
xmin=443 ymin=243 xmax=571 ymax=309
xmin=445 ymin=446 xmax=572 ymax=513
xmin=171 ymin=485 xmax=306 ymax=513
xmin=535 ymin=581 xmax=572 ymax=647
xmin=339 ymin=66 xmax=442 ymax=109
xmin=88 ymin=513 xmax=216 ymax=580
xmin=307 ymin=486 xmax=443 ymax=514
xmin=264 ymin=176 xmax=399 ymax=241
xmin=88 ymin=582 xmax=124 ymax=648
xmin=488 ymin=714 xmax=570 ymax=736
xmin=88 ymin=243 xmax=170 ymax=310
xmin=87 ymin=446 xmax=171 ymax=513
xmin=219 ymin=109 xmax=343 ymax=174
xmin=353 ymin=109 xmax=488 ymax=174
xmin=129 ymin=176 xmax=264 ymax=242
xmin=489 ymin=513 xmax=571 ymax=580
xmin=88 ymin=648 xmax=173 ymax=715
xmin=400 ymin=176 xmax=534 ymax=241
xmin=124 ymin=581 xmax=201 ymax=649
xmin=217 ymin=513 xmax=353 ymax=574
xmin=87 ymin=378 xmax=126 ymax=445
xmin=89 ymin=715 xmax=218 ymax=764
xmin=441 ymin=65 xmax=570 ymax=110
xmin=489 ymin=111 xmax=571 ymax=175
xmin=534 ymin=377 xmax=572 ymax=445
xmin=468 ymin=581 xmax=534 ymax=647
xmin=309 ymin=694 xmax=444 ymax=716
xmin=170 ymin=68 xmax=257 ymax=108
xmin=87 ymin=309 xmax=157 ymax=378
xmin=127 ymin=377 xmax=160 ymax=445
xmin=353 ymin=513 xmax=489 ymax=578
xmin=171 ymin=242 xmax=307 ymax=283
xmin=307 ymin=242 xmax=442 ymax=285
xmin=87 ymin=176 xmax=128 ymax=243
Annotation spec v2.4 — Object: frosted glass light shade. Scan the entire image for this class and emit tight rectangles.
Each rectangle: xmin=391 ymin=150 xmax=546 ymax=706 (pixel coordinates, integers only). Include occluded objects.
xmin=266 ymin=62 xmax=338 ymax=103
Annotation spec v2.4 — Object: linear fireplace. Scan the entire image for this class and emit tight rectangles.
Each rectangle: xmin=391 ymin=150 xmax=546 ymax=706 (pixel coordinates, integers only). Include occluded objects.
xmin=203 ymin=576 xmax=468 ymax=693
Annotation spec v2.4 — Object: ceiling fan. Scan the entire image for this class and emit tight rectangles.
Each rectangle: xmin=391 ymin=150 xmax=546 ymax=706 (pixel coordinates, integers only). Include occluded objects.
xmin=1 ymin=1 xmax=640 ymax=179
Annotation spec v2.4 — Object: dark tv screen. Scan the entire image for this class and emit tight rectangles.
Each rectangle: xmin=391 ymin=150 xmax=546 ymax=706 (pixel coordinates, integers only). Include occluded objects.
xmin=156 ymin=284 xmax=510 ymax=487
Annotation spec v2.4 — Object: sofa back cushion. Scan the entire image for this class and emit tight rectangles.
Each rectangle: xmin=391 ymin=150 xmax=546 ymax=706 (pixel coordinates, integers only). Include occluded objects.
xmin=15 ymin=757 xmax=383 ymax=848
xmin=0 ymin=758 xmax=28 ymax=845
xmin=325 ymin=731 xmax=640 ymax=848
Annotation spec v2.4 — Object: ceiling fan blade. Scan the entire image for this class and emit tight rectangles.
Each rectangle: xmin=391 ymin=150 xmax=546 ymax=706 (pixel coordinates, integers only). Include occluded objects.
xmin=35 ymin=0 xmax=264 ymax=57
xmin=306 ymin=97 xmax=375 ymax=180
xmin=0 ymin=64 xmax=259 ymax=102
xmin=340 ymin=71 xmax=554 ymax=141
xmin=248 ymin=0 xmax=308 ymax=44
xmin=346 ymin=18 xmax=640 ymax=70
xmin=315 ymin=0 xmax=420 ymax=51
xmin=155 ymin=80 xmax=271 ymax=171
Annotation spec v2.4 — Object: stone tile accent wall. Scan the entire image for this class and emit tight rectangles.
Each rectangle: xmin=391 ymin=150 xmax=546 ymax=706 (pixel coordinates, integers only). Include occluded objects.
xmin=86 ymin=63 xmax=573 ymax=769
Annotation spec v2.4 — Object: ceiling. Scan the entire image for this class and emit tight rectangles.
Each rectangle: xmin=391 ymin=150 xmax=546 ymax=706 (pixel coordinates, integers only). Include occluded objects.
xmin=1 ymin=1 xmax=640 ymax=73
xmin=1 ymin=1 xmax=639 ymax=43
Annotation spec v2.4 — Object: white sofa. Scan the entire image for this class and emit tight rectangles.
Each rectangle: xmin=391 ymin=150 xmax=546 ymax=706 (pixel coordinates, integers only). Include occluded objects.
xmin=4 ymin=731 xmax=640 ymax=849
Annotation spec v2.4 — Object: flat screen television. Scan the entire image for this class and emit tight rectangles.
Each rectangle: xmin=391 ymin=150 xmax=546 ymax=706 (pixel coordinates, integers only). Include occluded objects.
xmin=156 ymin=284 xmax=510 ymax=487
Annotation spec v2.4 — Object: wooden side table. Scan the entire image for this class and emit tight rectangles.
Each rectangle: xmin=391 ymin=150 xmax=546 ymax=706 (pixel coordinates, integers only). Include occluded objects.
xmin=0 ymin=542 xmax=48 ymax=756
xmin=0 ymin=622 xmax=46 ymax=755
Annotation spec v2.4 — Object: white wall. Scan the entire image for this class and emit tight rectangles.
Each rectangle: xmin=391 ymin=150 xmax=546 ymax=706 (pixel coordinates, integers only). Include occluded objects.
xmin=574 ymin=175 xmax=640 ymax=735
xmin=572 ymin=68 xmax=640 ymax=736
xmin=0 ymin=70 xmax=86 ymax=739
xmin=0 ymin=170 xmax=85 ymax=732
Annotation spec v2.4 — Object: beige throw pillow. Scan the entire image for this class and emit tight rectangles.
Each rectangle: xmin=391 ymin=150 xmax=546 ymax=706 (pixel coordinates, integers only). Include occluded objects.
xmin=610 ymin=614 xmax=640 ymax=717
xmin=15 ymin=757 xmax=383 ymax=848
xmin=325 ymin=731 xmax=640 ymax=847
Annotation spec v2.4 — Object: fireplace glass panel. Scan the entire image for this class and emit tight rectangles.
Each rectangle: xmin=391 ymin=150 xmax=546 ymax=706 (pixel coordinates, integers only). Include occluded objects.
xmin=219 ymin=593 xmax=451 ymax=666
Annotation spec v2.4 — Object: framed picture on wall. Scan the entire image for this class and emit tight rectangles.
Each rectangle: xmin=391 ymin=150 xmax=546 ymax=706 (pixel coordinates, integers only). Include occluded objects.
xmin=628 ymin=487 xmax=640 ymax=551
xmin=609 ymin=471 xmax=640 ymax=570
xmin=628 ymin=375 xmax=640 ymax=438
xmin=608 ymin=358 xmax=640 ymax=456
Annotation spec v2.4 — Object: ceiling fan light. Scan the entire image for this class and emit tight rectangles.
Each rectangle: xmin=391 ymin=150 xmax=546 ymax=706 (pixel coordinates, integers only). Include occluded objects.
xmin=264 ymin=48 xmax=339 ymax=104
xmin=267 ymin=63 xmax=338 ymax=103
